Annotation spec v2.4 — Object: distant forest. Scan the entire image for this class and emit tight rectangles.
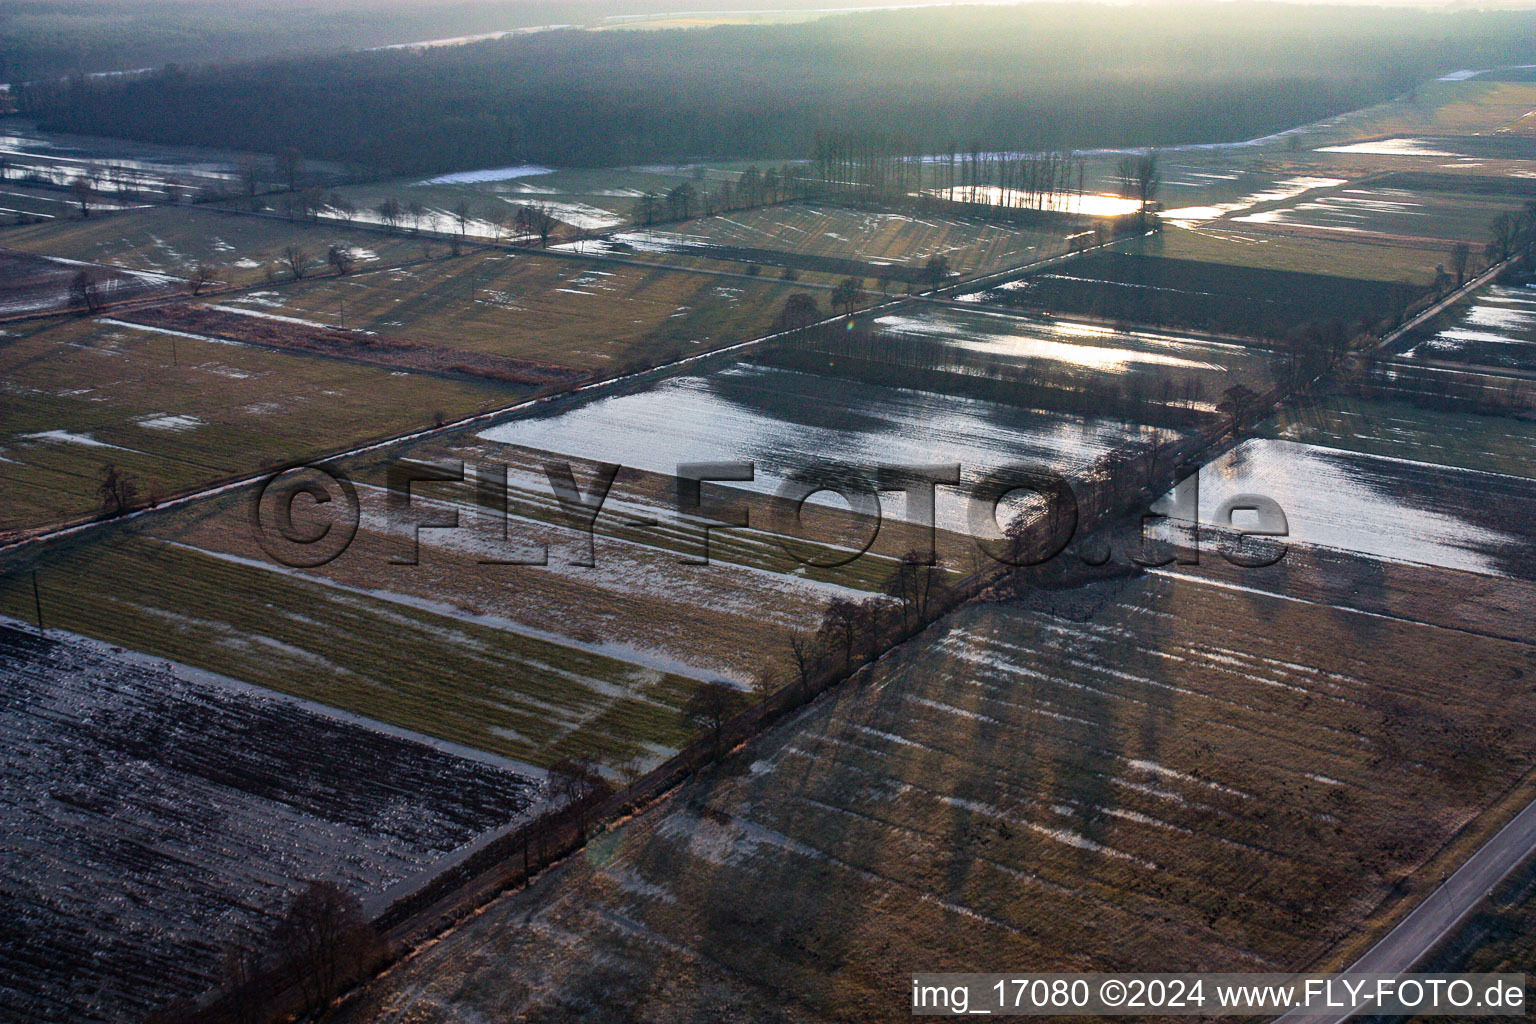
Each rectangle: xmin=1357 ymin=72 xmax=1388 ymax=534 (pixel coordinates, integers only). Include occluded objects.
xmin=17 ymin=4 xmax=1536 ymax=173
xmin=0 ymin=0 xmax=989 ymax=82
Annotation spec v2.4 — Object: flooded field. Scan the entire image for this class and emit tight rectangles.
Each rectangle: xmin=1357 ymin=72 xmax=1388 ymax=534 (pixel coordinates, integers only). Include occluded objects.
xmin=1403 ymin=283 xmax=1536 ymax=371
xmin=0 ymin=624 xmax=535 ymax=1024
xmin=0 ymin=249 xmax=177 ymax=316
xmin=558 ymin=204 xmax=1065 ymax=281
xmin=860 ymin=305 xmax=1272 ymax=400
xmin=1161 ymin=175 xmax=1346 ymax=224
xmin=1265 ymin=393 xmax=1536 ymax=480
xmin=1235 ymin=187 xmax=1527 ymax=242
xmin=0 ymin=123 xmax=258 ymax=202
xmin=924 ymin=185 xmax=1141 ymax=218
xmin=477 ymin=360 xmax=1168 ymax=530
xmin=965 ymin=251 xmax=1422 ymax=340
xmin=1188 ymin=438 xmax=1534 ymax=577
xmin=1315 ymin=137 xmax=1464 ymax=158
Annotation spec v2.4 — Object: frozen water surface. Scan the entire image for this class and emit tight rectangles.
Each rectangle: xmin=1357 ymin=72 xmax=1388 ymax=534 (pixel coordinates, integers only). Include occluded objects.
xmin=1405 ymin=285 xmax=1536 ymax=369
xmin=479 ymin=362 xmax=1167 ymax=531
xmin=1185 ymin=439 xmax=1533 ymax=577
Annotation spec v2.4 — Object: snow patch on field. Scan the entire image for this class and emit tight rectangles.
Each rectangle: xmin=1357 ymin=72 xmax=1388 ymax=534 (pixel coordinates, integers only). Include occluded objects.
xmin=133 ymin=413 xmax=203 ymax=432
xmin=416 ymin=164 xmax=554 ymax=185
xmin=1315 ymin=138 xmax=1460 ymax=157
xmin=657 ymin=810 xmax=825 ymax=867
xmin=20 ymin=429 xmax=136 ymax=451
xmin=100 ymin=318 xmax=245 ymax=347
xmin=163 ymin=540 xmax=733 ymax=683
xmin=204 ymin=303 xmax=338 ymax=330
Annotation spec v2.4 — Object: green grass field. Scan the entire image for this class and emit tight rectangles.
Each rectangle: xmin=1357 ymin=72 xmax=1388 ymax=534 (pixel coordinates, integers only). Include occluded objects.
xmin=208 ymin=251 xmax=812 ymax=371
xmin=0 ymin=205 xmax=430 ymax=286
xmin=648 ymin=203 xmax=1069 ymax=277
xmin=0 ymin=316 xmax=525 ymax=534
xmin=0 ymin=527 xmax=703 ymax=767
xmin=321 ymin=164 xmax=753 ymax=236
xmin=1129 ymin=223 xmax=1448 ymax=285
xmin=1236 ymin=186 xmax=1530 ymax=245
xmin=0 ymin=436 xmax=895 ymax=766
xmin=1260 ymin=391 xmax=1536 ymax=480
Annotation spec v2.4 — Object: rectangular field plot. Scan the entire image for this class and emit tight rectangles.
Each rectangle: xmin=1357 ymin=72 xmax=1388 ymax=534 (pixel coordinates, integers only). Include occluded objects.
xmin=0 ymin=249 xmax=177 ymax=317
xmin=1234 ymin=187 xmax=1529 ymax=244
xmin=0 ymin=122 xmax=261 ymax=203
xmin=1264 ymin=392 xmax=1536 ymax=479
xmin=1185 ymin=438 xmax=1536 ymax=579
xmin=330 ymin=571 xmax=1536 ymax=1024
xmin=1317 ymin=81 xmax=1536 ymax=144
xmin=319 ymin=165 xmax=718 ymax=237
xmin=840 ymin=304 xmax=1275 ymax=416
xmin=1127 ymin=223 xmax=1450 ymax=285
xmin=1 ymin=425 xmax=890 ymax=763
xmin=204 ymin=252 xmax=807 ymax=372
xmin=0 ymin=183 xmax=102 ymax=223
xmin=0 ymin=317 xmax=524 ymax=535
xmin=0 ymin=529 xmax=712 ymax=767
xmin=0 ymin=625 xmax=534 ymax=1024
xmin=567 ymin=204 xmax=1069 ymax=281
xmin=1400 ymin=282 xmax=1536 ymax=372
xmin=0 ymin=205 xmax=429 ymax=287
xmin=474 ymin=358 xmax=1175 ymax=533
xmin=965 ymin=251 xmax=1426 ymax=340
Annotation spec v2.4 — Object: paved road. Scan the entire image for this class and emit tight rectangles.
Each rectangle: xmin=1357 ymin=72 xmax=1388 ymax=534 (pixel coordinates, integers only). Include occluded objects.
xmin=1274 ymin=793 xmax=1536 ymax=1024
xmin=1374 ymin=254 xmax=1517 ymax=355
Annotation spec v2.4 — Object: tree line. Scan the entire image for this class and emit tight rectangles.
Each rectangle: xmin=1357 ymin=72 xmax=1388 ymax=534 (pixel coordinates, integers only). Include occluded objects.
xmin=20 ymin=4 xmax=1536 ymax=175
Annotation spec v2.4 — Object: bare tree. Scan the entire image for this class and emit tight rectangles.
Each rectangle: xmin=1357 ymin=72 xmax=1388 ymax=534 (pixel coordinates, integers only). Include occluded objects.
xmin=787 ymin=629 xmax=817 ymax=699
xmin=97 ymin=463 xmax=139 ymax=516
xmin=547 ymin=756 xmax=612 ymax=838
xmin=924 ymin=253 xmax=951 ymax=289
xmin=637 ymin=191 xmax=659 ymax=226
xmin=269 ymin=880 xmax=378 ymax=1014
xmin=666 ymin=182 xmax=695 ymax=221
xmin=487 ymin=207 xmax=509 ymax=242
xmin=884 ymin=550 xmax=947 ymax=628
xmin=1450 ymin=241 xmax=1472 ymax=287
xmin=188 ymin=265 xmax=218 ymax=296
xmin=685 ymin=680 xmax=746 ymax=752
xmin=530 ymin=204 xmax=556 ymax=247
xmin=69 ymin=269 xmax=104 ymax=313
xmin=1217 ymin=384 xmax=1262 ymax=440
xmin=452 ymin=199 xmax=472 ymax=237
xmin=830 ymin=277 xmax=864 ymax=317
xmin=282 ymin=245 xmax=310 ymax=280
xmin=218 ymin=939 xmax=265 ymax=1024
xmin=274 ymin=146 xmax=302 ymax=191
xmin=326 ymin=244 xmax=356 ymax=276
xmin=1490 ymin=212 xmax=1520 ymax=262
xmin=328 ymin=193 xmax=356 ymax=225
xmin=376 ymin=197 xmax=402 ymax=231
xmin=1117 ymin=150 xmax=1162 ymax=224
xmin=238 ymin=159 xmax=262 ymax=198
xmin=69 ymin=176 xmax=94 ymax=217
xmin=774 ymin=293 xmax=821 ymax=332
xmin=818 ymin=597 xmax=868 ymax=667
